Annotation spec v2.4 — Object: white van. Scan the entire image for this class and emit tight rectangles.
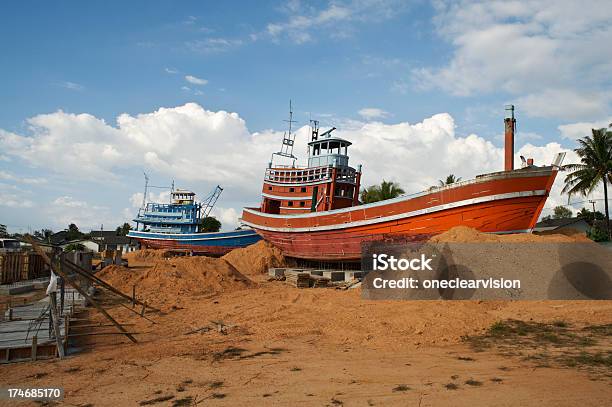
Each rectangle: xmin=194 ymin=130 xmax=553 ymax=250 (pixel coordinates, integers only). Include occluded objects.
xmin=0 ymin=238 xmax=21 ymax=251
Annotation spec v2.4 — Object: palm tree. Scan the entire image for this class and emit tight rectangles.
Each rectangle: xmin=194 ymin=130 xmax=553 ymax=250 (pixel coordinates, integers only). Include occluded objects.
xmin=379 ymin=180 xmax=405 ymax=200
xmin=577 ymin=207 xmax=592 ymax=220
xmin=562 ymin=127 xmax=612 ymax=238
xmin=360 ymin=180 xmax=405 ymax=204
xmin=438 ymin=174 xmax=462 ymax=186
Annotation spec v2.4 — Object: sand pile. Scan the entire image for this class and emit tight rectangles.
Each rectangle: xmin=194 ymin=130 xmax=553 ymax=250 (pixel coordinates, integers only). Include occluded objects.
xmin=123 ymin=249 xmax=170 ymax=263
xmin=97 ymin=256 xmax=254 ymax=305
xmin=429 ymin=226 xmax=591 ymax=243
xmin=222 ymin=240 xmax=289 ymax=276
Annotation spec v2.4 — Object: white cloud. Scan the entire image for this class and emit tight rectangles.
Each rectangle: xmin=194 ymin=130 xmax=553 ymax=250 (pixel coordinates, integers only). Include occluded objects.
xmin=185 ymin=38 xmax=243 ymax=53
xmin=58 ymin=81 xmax=84 ymax=91
xmin=53 ymin=196 xmax=87 ymax=208
xmin=129 ymin=191 xmax=172 ymax=209
xmin=358 ymin=108 xmax=390 ymax=120
xmin=2 ymin=102 xmax=595 ymax=228
xmin=185 ymin=75 xmax=208 ymax=86
xmin=0 ymin=170 xmax=46 ymax=184
xmin=165 ymin=67 xmax=179 ymax=74
xmin=343 ymin=114 xmax=503 ymax=193
xmin=212 ymin=206 xmax=240 ymax=229
xmin=414 ymin=0 xmax=612 ymax=120
xmin=46 ymin=195 xmax=129 ymax=231
xmin=516 ymin=89 xmax=609 ymax=121
xmin=0 ymin=111 xmax=128 ymax=179
xmin=0 ymin=183 xmax=34 ymax=208
xmin=558 ymin=117 xmax=612 ymax=140
xmin=130 ymin=192 xmax=144 ymax=208
xmin=263 ymin=0 xmax=407 ymax=43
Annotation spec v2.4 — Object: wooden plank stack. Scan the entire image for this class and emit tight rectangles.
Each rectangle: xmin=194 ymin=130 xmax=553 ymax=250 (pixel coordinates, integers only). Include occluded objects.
xmin=284 ymin=270 xmax=331 ymax=288
xmin=310 ymin=274 xmax=330 ymax=288
xmin=0 ymin=252 xmax=48 ymax=284
xmin=285 ymin=271 xmax=311 ymax=288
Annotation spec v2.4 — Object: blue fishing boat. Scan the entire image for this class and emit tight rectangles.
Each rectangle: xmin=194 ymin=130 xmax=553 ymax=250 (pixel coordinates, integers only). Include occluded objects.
xmin=127 ymin=184 xmax=260 ymax=255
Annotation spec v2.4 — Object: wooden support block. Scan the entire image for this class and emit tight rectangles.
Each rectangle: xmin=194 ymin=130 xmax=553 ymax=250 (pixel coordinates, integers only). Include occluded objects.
xmin=31 ymin=336 xmax=38 ymax=361
xmin=64 ymin=315 xmax=70 ymax=354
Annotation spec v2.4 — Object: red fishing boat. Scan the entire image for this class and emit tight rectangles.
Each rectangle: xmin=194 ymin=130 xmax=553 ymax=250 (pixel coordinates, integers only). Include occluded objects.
xmin=241 ymin=105 xmax=565 ymax=260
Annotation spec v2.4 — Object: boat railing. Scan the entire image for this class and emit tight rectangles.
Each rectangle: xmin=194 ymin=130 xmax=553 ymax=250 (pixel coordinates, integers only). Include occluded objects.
xmin=138 ymin=217 xmax=197 ymax=224
xmin=265 ymin=166 xmax=332 ymax=184
xmin=264 ymin=165 xmax=357 ymax=184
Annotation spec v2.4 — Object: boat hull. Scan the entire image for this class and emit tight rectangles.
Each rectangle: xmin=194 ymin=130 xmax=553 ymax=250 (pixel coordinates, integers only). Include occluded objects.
xmin=126 ymin=229 xmax=261 ymax=256
xmin=241 ymin=167 xmax=558 ymax=260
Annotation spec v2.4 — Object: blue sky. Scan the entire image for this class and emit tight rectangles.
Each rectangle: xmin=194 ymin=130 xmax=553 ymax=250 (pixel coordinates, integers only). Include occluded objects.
xmin=1 ymin=0 xmax=611 ymax=233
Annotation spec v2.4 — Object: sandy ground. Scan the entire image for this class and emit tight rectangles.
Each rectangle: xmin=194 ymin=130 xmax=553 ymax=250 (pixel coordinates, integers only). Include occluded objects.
xmin=0 ymin=235 xmax=611 ymax=406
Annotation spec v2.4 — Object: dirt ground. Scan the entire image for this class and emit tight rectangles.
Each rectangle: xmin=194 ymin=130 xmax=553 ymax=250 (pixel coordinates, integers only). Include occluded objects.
xmin=1 ymin=235 xmax=611 ymax=406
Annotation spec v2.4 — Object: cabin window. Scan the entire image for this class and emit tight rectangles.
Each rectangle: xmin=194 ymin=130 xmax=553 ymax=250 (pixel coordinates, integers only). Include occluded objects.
xmin=289 ymin=187 xmax=294 ymax=192
xmin=268 ymin=186 xmax=272 ymax=191
xmin=288 ymin=201 xmax=293 ymax=207
xmin=301 ymin=187 xmax=307 ymax=192
xmin=300 ymin=201 xmax=305 ymax=207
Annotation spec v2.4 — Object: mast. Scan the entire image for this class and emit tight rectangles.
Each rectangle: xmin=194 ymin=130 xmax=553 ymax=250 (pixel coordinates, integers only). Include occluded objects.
xmin=141 ymin=172 xmax=149 ymax=211
xmin=271 ymin=100 xmax=298 ymax=166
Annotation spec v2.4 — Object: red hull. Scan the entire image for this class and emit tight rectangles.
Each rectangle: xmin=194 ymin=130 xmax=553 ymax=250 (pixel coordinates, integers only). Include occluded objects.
xmin=138 ymin=239 xmax=240 ymax=256
xmin=242 ymin=167 xmax=558 ymax=260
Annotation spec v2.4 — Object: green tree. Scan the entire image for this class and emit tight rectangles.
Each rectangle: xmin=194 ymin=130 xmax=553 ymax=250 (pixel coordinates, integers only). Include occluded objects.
xmin=0 ymin=224 xmax=8 ymax=238
xmin=588 ymin=223 xmax=609 ymax=242
xmin=33 ymin=228 xmax=53 ymax=241
xmin=552 ymin=206 xmax=573 ymax=219
xmin=360 ymin=180 xmax=405 ymax=204
xmin=542 ymin=206 xmax=574 ymax=221
xmin=438 ymin=174 xmax=462 ymax=186
xmin=116 ymin=222 xmax=132 ymax=236
xmin=64 ymin=243 xmax=86 ymax=252
xmin=562 ymin=127 xmax=612 ymax=238
xmin=199 ymin=216 xmax=221 ymax=233
xmin=577 ymin=207 xmax=591 ymax=220
xmin=577 ymin=208 xmax=604 ymax=225
xmin=65 ymin=223 xmax=83 ymax=241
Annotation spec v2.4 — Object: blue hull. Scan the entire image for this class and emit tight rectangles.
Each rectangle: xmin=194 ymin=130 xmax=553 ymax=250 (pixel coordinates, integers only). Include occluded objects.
xmin=127 ymin=229 xmax=261 ymax=255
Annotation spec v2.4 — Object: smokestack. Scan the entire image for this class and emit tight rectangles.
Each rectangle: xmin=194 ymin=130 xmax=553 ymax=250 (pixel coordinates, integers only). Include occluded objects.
xmin=504 ymin=104 xmax=516 ymax=171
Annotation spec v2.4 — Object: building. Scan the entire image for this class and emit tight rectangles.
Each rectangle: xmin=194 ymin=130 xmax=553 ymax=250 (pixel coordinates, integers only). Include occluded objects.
xmin=89 ymin=231 xmax=136 ymax=252
xmin=48 ymin=231 xmax=70 ymax=246
xmin=533 ymin=217 xmax=590 ymax=234
xmin=59 ymin=239 xmax=100 ymax=252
